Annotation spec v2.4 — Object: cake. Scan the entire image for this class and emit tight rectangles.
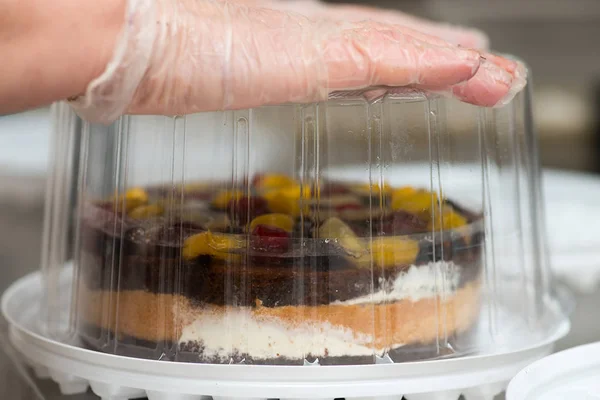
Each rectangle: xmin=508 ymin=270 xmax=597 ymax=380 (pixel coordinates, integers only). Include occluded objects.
xmin=76 ymin=174 xmax=483 ymax=365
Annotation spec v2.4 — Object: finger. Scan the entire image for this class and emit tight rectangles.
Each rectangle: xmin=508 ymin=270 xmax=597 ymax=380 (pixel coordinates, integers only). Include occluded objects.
xmin=481 ymin=52 xmax=518 ymax=74
xmin=317 ymin=3 xmax=489 ymax=49
xmin=322 ymin=21 xmax=482 ymax=90
xmin=219 ymin=16 xmax=483 ymax=109
xmin=450 ymin=59 xmax=527 ymax=107
xmin=226 ymin=0 xmax=489 ymax=49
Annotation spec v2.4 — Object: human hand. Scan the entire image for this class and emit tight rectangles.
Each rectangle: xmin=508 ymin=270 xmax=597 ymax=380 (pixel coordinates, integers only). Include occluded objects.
xmin=67 ymin=0 xmax=525 ymax=123
xmin=222 ymin=0 xmax=489 ymax=49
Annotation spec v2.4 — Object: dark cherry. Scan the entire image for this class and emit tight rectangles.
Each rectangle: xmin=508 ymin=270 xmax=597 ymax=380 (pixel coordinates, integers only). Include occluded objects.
xmin=250 ymin=225 xmax=290 ymax=253
xmin=227 ymin=196 xmax=269 ymax=226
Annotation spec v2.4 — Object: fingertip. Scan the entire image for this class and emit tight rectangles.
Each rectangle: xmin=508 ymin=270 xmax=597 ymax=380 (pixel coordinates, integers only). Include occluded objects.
xmin=416 ymin=45 xmax=482 ymax=87
xmin=450 ymin=58 xmax=528 ymax=108
xmin=493 ymin=60 xmax=527 ymax=107
xmin=482 ymin=52 xmax=518 ymax=74
xmin=451 ymin=60 xmax=514 ymax=107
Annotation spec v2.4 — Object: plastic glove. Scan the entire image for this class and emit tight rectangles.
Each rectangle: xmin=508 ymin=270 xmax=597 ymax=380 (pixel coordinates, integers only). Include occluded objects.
xmin=69 ymin=0 xmax=525 ymax=124
xmin=224 ymin=0 xmax=489 ymax=49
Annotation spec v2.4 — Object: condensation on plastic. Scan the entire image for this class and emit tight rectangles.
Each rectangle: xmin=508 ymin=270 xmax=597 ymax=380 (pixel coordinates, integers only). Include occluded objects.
xmin=43 ymin=86 xmax=565 ymax=366
xmin=67 ymin=0 xmax=525 ymax=125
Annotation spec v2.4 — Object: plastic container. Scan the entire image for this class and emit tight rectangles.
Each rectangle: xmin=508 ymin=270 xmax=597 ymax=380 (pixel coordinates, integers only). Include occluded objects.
xmin=40 ymin=86 xmax=565 ymax=367
xmin=506 ymin=341 xmax=600 ymax=399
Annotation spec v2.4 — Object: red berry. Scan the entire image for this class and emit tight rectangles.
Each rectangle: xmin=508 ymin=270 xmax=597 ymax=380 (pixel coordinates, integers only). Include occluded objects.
xmin=250 ymin=224 xmax=290 ymax=253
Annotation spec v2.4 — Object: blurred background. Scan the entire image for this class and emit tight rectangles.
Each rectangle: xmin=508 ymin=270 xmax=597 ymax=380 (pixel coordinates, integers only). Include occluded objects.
xmin=329 ymin=0 xmax=600 ymax=172
xmin=0 ymin=0 xmax=599 ymax=398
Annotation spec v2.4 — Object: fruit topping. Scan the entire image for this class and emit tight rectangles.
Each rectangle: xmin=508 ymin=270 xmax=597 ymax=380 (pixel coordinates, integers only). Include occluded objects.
xmin=371 ymin=236 xmax=420 ymax=269
xmin=391 ymin=188 xmax=439 ymax=217
xmin=113 ymin=187 xmax=149 ymax=212
xmin=250 ymin=225 xmax=291 ymax=253
xmin=338 ymin=207 xmax=385 ymax=222
xmin=128 ymin=204 xmax=164 ymax=220
xmin=309 ymin=194 xmax=361 ymax=209
xmin=227 ymin=196 xmax=269 ymax=225
xmin=319 ymin=217 xmax=366 ymax=259
xmin=211 ymin=190 xmax=243 ymax=210
xmin=428 ymin=205 xmax=468 ymax=231
xmin=264 ymin=185 xmax=311 ymax=217
xmin=253 ymin=174 xmax=296 ymax=190
xmin=204 ymin=214 xmax=232 ymax=232
xmin=183 ymin=231 xmax=244 ymax=261
xmin=249 ymin=214 xmax=294 ymax=233
xmin=351 ymin=182 xmax=392 ymax=197
xmin=391 ymin=186 xmax=418 ymax=200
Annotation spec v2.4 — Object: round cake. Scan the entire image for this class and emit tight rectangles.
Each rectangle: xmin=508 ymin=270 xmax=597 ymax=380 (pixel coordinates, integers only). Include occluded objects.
xmin=76 ymin=174 xmax=483 ymax=365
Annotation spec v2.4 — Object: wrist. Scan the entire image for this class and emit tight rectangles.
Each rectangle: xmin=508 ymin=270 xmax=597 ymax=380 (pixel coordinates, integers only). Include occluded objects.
xmin=0 ymin=0 xmax=126 ymax=113
xmin=69 ymin=0 xmax=159 ymax=123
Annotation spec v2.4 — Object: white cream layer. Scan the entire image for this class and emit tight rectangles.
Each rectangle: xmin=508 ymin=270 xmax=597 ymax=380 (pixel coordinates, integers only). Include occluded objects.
xmin=178 ymin=261 xmax=460 ymax=360
xmin=334 ymin=261 xmax=461 ymax=305
xmin=179 ymin=309 xmax=383 ymax=361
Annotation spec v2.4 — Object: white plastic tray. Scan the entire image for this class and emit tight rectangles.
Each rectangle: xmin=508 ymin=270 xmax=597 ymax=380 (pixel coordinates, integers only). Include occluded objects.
xmin=2 ymin=268 xmax=569 ymax=400
xmin=507 ymin=341 xmax=600 ymax=399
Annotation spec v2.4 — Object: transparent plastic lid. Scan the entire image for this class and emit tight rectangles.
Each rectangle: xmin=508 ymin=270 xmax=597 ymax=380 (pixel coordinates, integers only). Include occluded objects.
xmin=41 ymin=87 xmax=566 ymax=366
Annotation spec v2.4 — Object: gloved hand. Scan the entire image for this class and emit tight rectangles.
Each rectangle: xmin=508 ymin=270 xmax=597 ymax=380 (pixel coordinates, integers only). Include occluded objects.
xmin=69 ymin=0 xmax=526 ymax=124
xmin=226 ymin=0 xmax=490 ymax=49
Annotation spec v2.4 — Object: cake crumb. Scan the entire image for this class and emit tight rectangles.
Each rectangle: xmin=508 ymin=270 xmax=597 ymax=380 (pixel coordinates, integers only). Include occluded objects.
xmin=255 ymin=298 xmax=263 ymax=308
